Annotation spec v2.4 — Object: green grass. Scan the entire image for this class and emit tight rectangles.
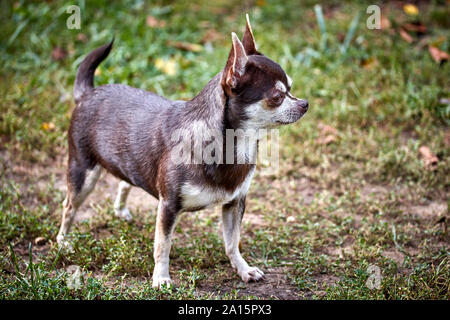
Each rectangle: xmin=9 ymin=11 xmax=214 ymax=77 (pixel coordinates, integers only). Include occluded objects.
xmin=0 ymin=0 xmax=449 ymax=299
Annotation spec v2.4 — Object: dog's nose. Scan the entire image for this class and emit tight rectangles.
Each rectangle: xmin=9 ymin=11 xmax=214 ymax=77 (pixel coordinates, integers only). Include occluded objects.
xmin=297 ymin=99 xmax=308 ymax=110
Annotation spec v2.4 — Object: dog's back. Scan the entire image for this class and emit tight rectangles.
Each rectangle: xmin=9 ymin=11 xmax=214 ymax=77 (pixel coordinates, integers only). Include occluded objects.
xmin=71 ymin=40 xmax=178 ymax=196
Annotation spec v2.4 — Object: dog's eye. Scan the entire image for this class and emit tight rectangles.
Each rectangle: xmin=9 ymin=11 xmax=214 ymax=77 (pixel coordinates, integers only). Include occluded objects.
xmin=272 ymin=93 xmax=285 ymax=106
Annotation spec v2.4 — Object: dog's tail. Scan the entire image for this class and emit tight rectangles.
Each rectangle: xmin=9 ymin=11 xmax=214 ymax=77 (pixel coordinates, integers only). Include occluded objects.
xmin=74 ymin=38 xmax=114 ymax=104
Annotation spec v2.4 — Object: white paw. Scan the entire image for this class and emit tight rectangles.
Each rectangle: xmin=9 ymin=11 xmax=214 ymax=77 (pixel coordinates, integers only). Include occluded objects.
xmin=152 ymin=276 xmax=173 ymax=289
xmin=114 ymin=207 xmax=133 ymax=222
xmin=56 ymin=235 xmax=73 ymax=251
xmin=239 ymin=266 xmax=265 ymax=283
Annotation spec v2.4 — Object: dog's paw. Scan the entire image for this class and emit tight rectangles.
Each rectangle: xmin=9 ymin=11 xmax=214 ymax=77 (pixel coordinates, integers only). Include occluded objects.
xmin=152 ymin=276 xmax=173 ymax=289
xmin=114 ymin=207 xmax=133 ymax=222
xmin=239 ymin=267 xmax=265 ymax=283
xmin=56 ymin=235 xmax=73 ymax=251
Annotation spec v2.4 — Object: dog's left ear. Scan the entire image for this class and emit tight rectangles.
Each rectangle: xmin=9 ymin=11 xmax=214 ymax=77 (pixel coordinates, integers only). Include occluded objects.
xmin=222 ymin=32 xmax=248 ymax=90
xmin=242 ymin=14 xmax=259 ymax=55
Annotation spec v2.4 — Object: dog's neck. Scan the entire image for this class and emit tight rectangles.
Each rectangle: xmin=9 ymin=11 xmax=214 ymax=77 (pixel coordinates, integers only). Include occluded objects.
xmin=183 ymin=71 xmax=258 ymax=174
xmin=185 ymin=71 xmax=250 ymax=133
xmin=185 ymin=72 xmax=226 ymax=122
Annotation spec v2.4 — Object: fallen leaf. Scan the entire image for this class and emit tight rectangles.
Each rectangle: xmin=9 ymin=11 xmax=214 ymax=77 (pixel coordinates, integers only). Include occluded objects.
xmin=76 ymin=33 xmax=88 ymax=43
xmin=317 ymin=122 xmax=339 ymax=145
xmin=380 ymin=16 xmax=391 ymax=30
xmin=399 ymin=29 xmax=413 ymax=43
xmin=419 ymin=146 xmax=438 ymax=169
xmin=167 ymin=41 xmax=203 ymax=52
xmin=428 ymin=46 xmax=449 ymax=64
xmin=146 ymin=15 xmax=166 ymax=28
xmin=51 ymin=47 xmax=67 ymax=61
xmin=41 ymin=122 xmax=55 ymax=131
xmin=318 ymin=134 xmax=337 ymax=145
xmin=403 ymin=4 xmax=419 ymax=16
xmin=154 ymin=58 xmax=177 ymax=76
xmin=361 ymin=57 xmax=378 ymax=70
xmin=403 ymin=22 xmax=427 ymax=34
xmin=34 ymin=237 xmax=46 ymax=245
xmin=201 ymin=28 xmax=222 ymax=43
xmin=318 ymin=122 xmax=338 ymax=135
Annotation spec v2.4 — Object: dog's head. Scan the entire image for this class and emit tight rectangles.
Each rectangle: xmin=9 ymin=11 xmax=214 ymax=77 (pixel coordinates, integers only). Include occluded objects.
xmin=221 ymin=14 xmax=308 ymax=130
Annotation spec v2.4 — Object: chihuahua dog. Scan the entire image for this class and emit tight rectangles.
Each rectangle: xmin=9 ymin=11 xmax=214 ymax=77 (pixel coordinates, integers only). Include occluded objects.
xmin=57 ymin=15 xmax=308 ymax=288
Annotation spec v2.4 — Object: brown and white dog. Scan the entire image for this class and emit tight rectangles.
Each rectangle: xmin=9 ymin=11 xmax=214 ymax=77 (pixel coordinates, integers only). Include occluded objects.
xmin=57 ymin=15 xmax=308 ymax=288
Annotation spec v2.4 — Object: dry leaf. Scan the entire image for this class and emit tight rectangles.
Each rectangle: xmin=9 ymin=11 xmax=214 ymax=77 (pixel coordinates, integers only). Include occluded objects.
xmin=428 ymin=46 xmax=449 ymax=64
xmin=41 ymin=122 xmax=55 ymax=131
xmin=167 ymin=41 xmax=203 ymax=52
xmin=34 ymin=237 xmax=46 ymax=245
xmin=318 ymin=134 xmax=337 ymax=145
xmin=201 ymin=28 xmax=222 ymax=43
xmin=146 ymin=15 xmax=166 ymax=28
xmin=318 ymin=122 xmax=338 ymax=135
xmin=51 ymin=47 xmax=67 ymax=61
xmin=155 ymin=58 xmax=177 ymax=76
xmin=399 ymin=29 xmax=413 ymax=43
xmin=76 ymin=33 xmax=88 ymax=43
xmin=419 ymin=146 xmax=438 ymax=169
xmin=403 ymin=4 xmax=419 ymax=16
xmin=380 ymin=16 xmax=391 ymax=30
xmin=361 ymin=57 xmax=378 ymax=70
xmin=403 ymin=22 xmax=427 ymax=34
xmin=317 ymin=122 xmax=338 ymax=145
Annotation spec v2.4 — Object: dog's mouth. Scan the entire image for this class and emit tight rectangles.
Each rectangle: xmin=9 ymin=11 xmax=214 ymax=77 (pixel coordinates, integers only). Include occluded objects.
xmin=275 ymin=120 xmax=294 ymax=125
xmin=274 ymin=112 xmax=307 ymax=125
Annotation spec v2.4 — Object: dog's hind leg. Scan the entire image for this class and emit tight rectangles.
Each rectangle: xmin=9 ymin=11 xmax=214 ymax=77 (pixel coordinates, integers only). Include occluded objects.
xmin=222 ymin=197 xmax=265 ymax=282
xmin=152 ymin=199 xmax=179 ymax=288
xmin=56 ymin=164 xmax=102 ymax=246
xmin=113 ymin=181 xmax=133 ymax=221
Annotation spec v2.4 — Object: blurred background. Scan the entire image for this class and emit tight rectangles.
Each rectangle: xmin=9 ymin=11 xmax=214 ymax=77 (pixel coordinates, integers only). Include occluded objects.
xmin=0 ymin=1 xmax=448 ymax=299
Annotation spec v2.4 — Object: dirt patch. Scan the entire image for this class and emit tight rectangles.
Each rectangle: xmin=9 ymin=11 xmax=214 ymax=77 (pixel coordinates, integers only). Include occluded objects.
xmin=360 ymin=183 xmax=389 ymax=200
xmin=381 ymin=248 xmax=406 ymax=266
xmin=196 ymin=267 xmax=303 ymax=299
xmin=405 ymin=201 xmax=447 ymax=220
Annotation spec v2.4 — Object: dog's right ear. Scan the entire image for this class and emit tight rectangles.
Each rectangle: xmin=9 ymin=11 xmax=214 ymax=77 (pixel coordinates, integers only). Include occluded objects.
xmin=222 ymin=32 xmax=248 ymax=90
xmin=242 ymin=13 xmax=259 ymax=55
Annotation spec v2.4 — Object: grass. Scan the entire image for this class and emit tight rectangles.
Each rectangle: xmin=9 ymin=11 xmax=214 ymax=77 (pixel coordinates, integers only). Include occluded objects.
xmin=0 ymin=0 xmax=449 ymax=299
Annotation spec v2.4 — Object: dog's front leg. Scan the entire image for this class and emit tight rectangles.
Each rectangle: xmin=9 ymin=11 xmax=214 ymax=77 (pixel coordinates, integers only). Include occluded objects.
xmin=152 ymin=199 xmax=178 ymax=288
xmin=222 ymin=197 xmax=265 ymax=282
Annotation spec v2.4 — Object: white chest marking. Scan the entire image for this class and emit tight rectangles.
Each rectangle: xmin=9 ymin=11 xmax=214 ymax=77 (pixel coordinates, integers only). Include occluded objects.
xmin=181 ymin=168 xmax=255 ymax=210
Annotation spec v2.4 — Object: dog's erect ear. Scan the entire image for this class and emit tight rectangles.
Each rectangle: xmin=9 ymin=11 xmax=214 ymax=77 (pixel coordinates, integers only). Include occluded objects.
xmin=242 ymin=14 xmax=258 ymax=55
xmin=222 ymin=32 xmax=248 ymax=90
